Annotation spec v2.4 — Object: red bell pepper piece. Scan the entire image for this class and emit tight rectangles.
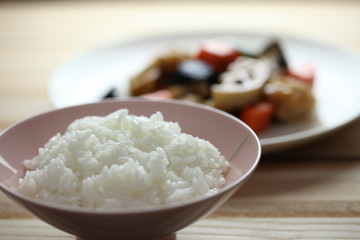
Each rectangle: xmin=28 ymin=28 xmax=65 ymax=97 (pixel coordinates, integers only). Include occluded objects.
xmin=141 ymin=89 xmax=174 ymax=100
xmin=196 ymin=39 xmax=240 ymax=73
xmin=286 ymin=64 xmax=315 ymax=87
xmin=239 ymin=101 xmax=275 ymax=134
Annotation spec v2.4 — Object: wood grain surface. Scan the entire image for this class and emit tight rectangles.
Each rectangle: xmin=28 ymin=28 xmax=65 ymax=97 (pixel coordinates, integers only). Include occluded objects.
xmin=0 ymin=1 xmax=359 ymax=239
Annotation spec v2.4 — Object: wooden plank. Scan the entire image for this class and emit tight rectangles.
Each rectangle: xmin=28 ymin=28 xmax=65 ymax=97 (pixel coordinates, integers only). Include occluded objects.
xmin=0 ymin=217 xmax=359 ymax=240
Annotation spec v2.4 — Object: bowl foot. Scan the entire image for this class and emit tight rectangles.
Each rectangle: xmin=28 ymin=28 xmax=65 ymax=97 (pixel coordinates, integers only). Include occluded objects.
xmin=76 ymin=232 xmax=176 ymax=240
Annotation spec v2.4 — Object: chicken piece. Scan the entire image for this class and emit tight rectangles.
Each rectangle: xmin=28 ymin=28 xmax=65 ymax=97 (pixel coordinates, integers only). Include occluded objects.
xmin=264 ymin=76 xmax=315 ymax=122
xmin=130 ymin=61 xmax=161 ymax=96
xmin=130 ymin=50 xmax=190 ymax=96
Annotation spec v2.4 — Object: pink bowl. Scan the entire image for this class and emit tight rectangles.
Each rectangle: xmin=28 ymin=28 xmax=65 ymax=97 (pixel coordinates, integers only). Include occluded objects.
xmin=0 ymin=99 xmax=261 ymax=240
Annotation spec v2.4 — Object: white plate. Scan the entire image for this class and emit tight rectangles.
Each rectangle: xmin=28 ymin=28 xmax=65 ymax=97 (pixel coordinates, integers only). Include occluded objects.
xmin=49 ymin=32 xmax=360 ymax=153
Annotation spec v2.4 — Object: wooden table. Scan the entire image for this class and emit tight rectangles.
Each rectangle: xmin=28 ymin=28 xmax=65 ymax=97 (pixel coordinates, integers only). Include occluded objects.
xmin=1 ymin=1 xmax=359 ymax=239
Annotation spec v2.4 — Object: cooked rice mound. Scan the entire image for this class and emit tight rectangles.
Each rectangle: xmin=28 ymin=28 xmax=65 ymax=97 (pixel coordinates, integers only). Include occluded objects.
xmin=18 ymin=109 xmax=229 ymax=209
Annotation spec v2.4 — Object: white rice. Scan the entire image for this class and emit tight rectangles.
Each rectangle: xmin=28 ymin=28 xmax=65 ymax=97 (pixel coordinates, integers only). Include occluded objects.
xmin=18 ymin=109 xmax=229 ymax=209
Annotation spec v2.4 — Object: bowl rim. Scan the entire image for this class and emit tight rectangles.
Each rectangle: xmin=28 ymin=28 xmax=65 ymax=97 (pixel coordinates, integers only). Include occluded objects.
xmin=0 ymin=98 xmax=261 ymax=214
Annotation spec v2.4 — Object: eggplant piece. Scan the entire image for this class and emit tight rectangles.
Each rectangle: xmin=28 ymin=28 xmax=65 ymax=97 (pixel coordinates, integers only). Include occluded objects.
xmin=211 ymin=56 xmax=272 ymax=111
xmin=259 ymin=41 xmax=288 ymax=75
xmin=169 ymin=59 xmax=217 ymax=85
xmin=167 ymin=59 xmax=217 ymax=99
xmin=103 ymin=88 xmax=117 ymax=99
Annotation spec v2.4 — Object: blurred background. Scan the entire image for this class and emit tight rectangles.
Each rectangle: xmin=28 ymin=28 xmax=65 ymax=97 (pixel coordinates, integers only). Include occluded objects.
xmin=1 ymin=0 xmax=359 ymax=132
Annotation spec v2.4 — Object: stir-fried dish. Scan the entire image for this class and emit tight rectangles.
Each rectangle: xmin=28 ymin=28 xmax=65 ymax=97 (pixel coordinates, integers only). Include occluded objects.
xmin=128 ymin=38 xmax=316 ymax=133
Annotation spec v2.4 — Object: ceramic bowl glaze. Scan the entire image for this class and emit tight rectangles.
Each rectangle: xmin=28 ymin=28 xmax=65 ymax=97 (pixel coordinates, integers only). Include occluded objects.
xmin=0 ymin=99 xmax=261 ymax=240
